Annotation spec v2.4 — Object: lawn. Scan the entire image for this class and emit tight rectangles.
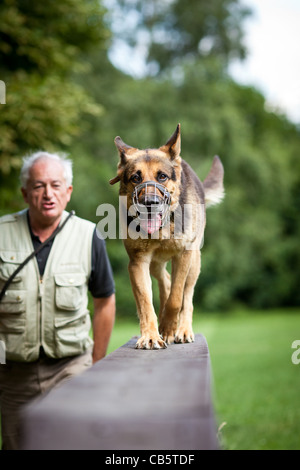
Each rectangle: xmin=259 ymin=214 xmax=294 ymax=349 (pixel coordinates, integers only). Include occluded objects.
xmin=108 ymin=308 xmax=300 ymax=450
xmin=1 ymin=308 xmax=299 ymax=450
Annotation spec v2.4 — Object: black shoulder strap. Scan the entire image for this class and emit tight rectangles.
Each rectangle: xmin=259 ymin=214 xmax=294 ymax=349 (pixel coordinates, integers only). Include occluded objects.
xmin=0 ymin=210 xmax=75 ymax=302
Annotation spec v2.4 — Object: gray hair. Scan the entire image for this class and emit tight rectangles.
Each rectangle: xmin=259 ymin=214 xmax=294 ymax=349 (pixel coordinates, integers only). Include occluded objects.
xmin=20 ymin=151 xmax=73 ymax=188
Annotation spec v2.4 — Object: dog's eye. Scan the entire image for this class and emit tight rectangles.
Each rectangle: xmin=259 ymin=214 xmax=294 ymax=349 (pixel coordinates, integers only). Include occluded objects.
xmin=130 ymin=173 xmax=142 ymax=184
xmin=158 ymin=173 xmax=169 ymax=183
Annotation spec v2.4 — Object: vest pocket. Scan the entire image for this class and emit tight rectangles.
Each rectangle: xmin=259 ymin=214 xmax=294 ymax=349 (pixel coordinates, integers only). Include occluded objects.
xmin=54 ymin=273 xmax=91 ymax=355
xmin=0 ymin=251 xmax=26 ymax=284
xmin=0 ymin=253 xmax=27 ymax=334
xmin=54 ymin=312 xmax=92 ymax=356
xmin=0 ymin=290 xmax=26 ymax=333
xmin=54 ymin=273 xmax=87 ymax=311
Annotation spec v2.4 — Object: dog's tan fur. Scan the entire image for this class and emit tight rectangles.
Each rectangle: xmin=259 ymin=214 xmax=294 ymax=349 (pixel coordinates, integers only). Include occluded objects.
xmin=110 ymin=124 xmax=224 ymax=349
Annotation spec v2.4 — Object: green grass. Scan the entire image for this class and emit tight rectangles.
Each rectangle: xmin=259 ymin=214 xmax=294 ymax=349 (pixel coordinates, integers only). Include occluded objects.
xmin=108 ymin=308 xmax=300 ymax=450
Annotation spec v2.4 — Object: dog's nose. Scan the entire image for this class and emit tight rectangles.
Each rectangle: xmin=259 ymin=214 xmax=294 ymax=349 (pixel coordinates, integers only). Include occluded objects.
xmin=139 ymin=194 xmax=161 ymax=206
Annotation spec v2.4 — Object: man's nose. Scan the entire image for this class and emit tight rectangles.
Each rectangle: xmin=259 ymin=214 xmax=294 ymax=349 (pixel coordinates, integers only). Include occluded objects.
xmin=44 ymin=184 xmax=53 ymax=198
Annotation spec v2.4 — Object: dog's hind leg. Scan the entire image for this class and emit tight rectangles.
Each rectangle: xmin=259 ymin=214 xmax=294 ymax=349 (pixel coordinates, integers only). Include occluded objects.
xmin=175 ymin=249 xmax=201 ymax=343
xmin=150 ymin=260 xmax=171 ymax=323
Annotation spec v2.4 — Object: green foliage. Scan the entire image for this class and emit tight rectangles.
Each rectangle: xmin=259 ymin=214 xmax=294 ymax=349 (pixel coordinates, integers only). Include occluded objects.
xmin=106 ymin=0 xmax=251 ymax=74
xmin=0 ymin=0 xmax=108 ymax=210
xmin=1 ymin=0 xmax=299 ymax=312
xmin=70 ymin=53 xmax=300 ymax=313
xmin=0 ymin=0 xmax=107 ymax=75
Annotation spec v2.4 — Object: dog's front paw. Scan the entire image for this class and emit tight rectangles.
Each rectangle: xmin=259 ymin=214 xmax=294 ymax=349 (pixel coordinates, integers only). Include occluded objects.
xmin=135 ymin=334 xmax=167 ymax=350
xmin=174 ymin=327 xmax=195 ymax=344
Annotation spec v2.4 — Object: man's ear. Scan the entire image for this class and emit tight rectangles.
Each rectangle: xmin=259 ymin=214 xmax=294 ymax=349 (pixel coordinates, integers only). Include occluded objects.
xmin=159 ymin=123 xmax=181 ymax=161
xmin=66 ymin=185 xmax=73 ymax=202
xmin=21 ymin=187 xmax=28 ymax=203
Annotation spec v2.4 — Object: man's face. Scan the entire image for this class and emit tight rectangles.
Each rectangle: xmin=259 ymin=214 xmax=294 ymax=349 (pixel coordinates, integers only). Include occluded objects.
xmin=21 ymin=158 xmax=73 ymax=227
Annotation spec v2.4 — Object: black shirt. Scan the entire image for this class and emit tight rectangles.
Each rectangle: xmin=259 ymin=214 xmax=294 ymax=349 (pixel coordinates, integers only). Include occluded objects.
xmin=28 ymin=217 xmax=115 ymax=298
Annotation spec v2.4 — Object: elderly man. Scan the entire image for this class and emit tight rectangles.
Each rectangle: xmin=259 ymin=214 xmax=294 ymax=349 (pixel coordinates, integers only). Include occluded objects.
xmin=0 ymin=151 xmax=115 ymax=450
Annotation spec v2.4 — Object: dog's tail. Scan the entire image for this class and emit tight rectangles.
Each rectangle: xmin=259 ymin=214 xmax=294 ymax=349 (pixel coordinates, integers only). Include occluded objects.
xmin=203 ymin=156 xmax=225 ymax=207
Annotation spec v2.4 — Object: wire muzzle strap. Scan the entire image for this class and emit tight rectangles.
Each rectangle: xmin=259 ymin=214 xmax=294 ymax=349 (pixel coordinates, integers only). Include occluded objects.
xmin=131 ymin=181 xmax=171 ymax=230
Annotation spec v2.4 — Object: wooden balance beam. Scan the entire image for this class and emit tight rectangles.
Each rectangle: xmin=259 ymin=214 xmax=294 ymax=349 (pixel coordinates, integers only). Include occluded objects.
xmin=21 ymin=334 xmax=219 ymax=450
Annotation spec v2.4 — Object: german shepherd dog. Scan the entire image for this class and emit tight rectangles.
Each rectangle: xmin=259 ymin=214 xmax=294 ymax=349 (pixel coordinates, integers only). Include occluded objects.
xmin=110 ymin=124 xmax=224 ymax=349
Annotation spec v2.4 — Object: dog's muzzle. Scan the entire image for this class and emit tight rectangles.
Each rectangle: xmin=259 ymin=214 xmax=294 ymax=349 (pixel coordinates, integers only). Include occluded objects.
xmin=132 ymin=181 xmax=171 ymax=234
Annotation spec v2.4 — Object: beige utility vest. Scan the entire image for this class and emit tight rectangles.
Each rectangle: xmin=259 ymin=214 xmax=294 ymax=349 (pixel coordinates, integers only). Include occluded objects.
xmin=0 ymin=210 xmax=95 ymax=362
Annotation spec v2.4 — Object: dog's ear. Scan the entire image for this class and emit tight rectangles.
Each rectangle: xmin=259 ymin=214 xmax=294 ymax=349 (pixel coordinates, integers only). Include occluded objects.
xmin=109 ymin=175 xmax=121 ymax=185
xmin=114 ymin=136 xmax=138 ymax=163
xmin=160 ymin=123 xmax=181 ymax=160
xmin=110 ymin=136 xmax=139 ymax=185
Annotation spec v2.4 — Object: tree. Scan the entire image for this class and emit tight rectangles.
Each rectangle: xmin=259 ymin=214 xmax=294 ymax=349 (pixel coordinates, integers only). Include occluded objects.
xmin=2 ymin=0 xmax=299 ymax=313
xmin=106 ymin=0 xmax=251 ymax=75
xmin=0 ymin=0 xmax=109 ymax=212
